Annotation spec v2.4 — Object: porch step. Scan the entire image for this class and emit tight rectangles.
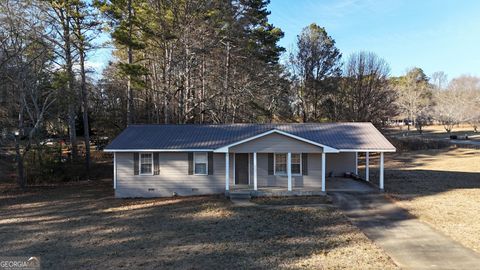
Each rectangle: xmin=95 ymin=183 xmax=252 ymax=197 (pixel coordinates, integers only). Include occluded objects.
xmin=229 ymin=191 xmax=252 ymax=200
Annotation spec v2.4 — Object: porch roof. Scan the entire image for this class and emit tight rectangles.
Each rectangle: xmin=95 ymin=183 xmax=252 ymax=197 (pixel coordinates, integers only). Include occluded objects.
xmin=105 ymin=122 xmax=396 ymax=152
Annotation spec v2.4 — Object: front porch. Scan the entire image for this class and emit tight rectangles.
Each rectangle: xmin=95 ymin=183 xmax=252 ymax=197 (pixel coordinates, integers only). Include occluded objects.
xmin=228 ymin=177 xmax=375 ymax=198
xmin=230 ymin=185 xmax=326 ymax=198
xmin=216 ymin=128 xmax=389 ymax=196
xmin=223 ymin=151 xmax=385 ymax=195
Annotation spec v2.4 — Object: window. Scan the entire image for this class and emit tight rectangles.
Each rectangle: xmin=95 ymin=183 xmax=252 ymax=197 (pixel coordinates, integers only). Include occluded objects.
xmin=275 ymin=153 xmax=302 ymax=175
xmin=291 ymin=153 xmax=301 ymax=175
xmin=274 ymin=153 xmax=287 ymax=175
xmin=194 ymin=152 xmax=208 ymax=175
xmin=140 ymin=153 xmax=153 ymax=175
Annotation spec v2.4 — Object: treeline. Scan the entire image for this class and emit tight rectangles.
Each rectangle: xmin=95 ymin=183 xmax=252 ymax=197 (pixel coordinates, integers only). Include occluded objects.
xmin=97 ymin=19 xmax=399 ymax=128
xmin=1 ymin=0 xmax=479 ymax=187
xmin=392 ymin=69 xmax=480 ymax=133
xmin=1 ymin=0 xmax=99 ymax=187
xmin=94 ymin=0 xmax=288 ymax=127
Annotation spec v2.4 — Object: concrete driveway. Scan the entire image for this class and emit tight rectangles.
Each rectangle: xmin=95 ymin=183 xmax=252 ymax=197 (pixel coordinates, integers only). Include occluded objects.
xmin=331 ymin=189 xmax=480 ymax=269
xmin=326 ymin=177 xmax=376 ymax=192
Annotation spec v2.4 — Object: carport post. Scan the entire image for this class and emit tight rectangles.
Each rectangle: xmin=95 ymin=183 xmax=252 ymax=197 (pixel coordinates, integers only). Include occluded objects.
xmin=365 ymin=152 xmax=369 ymax=182
xmin=287 ymin=152 xmax=292 ymax=191
xmin=253 ymin=152 xmax=258 ymax=191
xmin=380 ymin=152 xmax=384 ymax=190
xmin=321 ymin=152 xmax=326 ymax=192
xmin=113 ymin=152 xmax=117 ymax=189
xmin=354 ymin=152 xmax=358 ymax=175
xmin=225 ymin=153 xmax=230 ymax=191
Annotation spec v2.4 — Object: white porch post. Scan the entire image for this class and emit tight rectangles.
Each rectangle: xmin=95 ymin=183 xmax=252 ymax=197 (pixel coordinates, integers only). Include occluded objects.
xmin=225 ymin=152 xmax=230 ymax=191
xmin=287 ymin=152 xmax=292 ymax=191
xmin=354 ymin=152 xmax=358 ymax=175
xmin=321 ymin=152 xmax=326 ymax=192
xmin=365 ymin=152 xmax=370 ymax=182
xmin=113 ymin=152 xmax=117 ymax=189
xmin=380 ymin=152 xmax=384 ymax=190
xmin=253 ymin=152 xmax=258 ymax=191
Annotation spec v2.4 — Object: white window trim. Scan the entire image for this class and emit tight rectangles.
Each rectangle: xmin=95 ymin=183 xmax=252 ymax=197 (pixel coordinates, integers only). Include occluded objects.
xmin=274 ymin=153 xmax=302 ymax=176
xmin=193 ymin=152 xmax=208 ymax=175
xmin=139 ymin=152 xmax=154 ymax=176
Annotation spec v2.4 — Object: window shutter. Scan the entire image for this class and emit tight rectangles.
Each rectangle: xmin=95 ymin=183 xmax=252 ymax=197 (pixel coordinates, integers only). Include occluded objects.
xmin=208 ymin=152 xmax=214 ymax=175
xmin=154 ymin=153 xmax=160 ymax=175
xmin=268 ymin=153 xmax=274 ymax=175
xmin=188 ymin=152 xmax=193 ymax=175
xmin=133 ymin=153 xmax=139 ymax=175
xmin=302 ymin=153 xmax=308 ymax=175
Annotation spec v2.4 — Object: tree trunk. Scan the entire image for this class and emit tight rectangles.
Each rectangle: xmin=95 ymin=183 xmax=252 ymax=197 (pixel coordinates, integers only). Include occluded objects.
xmin=201 ymin=53 xmax=206 ymax=123
xmin=16 ymin=104 xmax=25 ymax=190
xmin=67 ymin=106 xmax=77 ymax=159
xmin=163 ymin=45 xmax=170 ymax=124
xmin=78 ymin=35 xmax=91 ymax=176
xmin=64 ymin=10 xmax=77 ymax=160
xmin=223 ymin=41 xmax=230 ymax=123
xmin=126 ymin=0 xmax=134 ymax=125
xmin=183 ymin=40 xmax=190 ymax=124
xmin=15 ymin=135 xmax=25 ymax=190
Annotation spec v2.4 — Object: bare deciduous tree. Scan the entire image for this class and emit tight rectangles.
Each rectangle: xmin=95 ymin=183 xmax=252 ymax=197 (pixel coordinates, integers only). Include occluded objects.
xmin=338 ymin=51 xmax=397 ymax=124
xmin=393 ymin=67 xmax=433 ymax=132
xmin=0 ymin=0 xmax=56 ymax=188
xmin=432 ymin=76 xmax=480 ymax=133
xmin=430 ymin=71 xmax=448 ymax=90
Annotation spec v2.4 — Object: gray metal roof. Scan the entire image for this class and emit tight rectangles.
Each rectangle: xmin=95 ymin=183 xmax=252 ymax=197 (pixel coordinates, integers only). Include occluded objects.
xmin=105 ymin=123 xmax=396 ymax=152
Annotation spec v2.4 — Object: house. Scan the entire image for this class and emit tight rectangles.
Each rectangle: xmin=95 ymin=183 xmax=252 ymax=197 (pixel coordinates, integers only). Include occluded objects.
xmin=104 ymin=123 xmax=396 ymax=198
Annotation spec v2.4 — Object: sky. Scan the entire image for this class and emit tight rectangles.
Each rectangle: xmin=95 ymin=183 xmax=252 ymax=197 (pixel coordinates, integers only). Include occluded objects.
xmin=88 ymin=0 xmax=480 ymax=80
xmin=267 ymin=0 xmax=480 ymax=79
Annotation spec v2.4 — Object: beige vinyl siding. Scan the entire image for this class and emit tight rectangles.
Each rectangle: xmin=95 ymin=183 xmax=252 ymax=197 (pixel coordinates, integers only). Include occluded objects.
xmin=326 ymin=152 xmax=356 ymax=177
xmin=230 ymin=133 xmax=323 ymax=153
xmin=116 ymin=152 xmax=232 ymax=198
xmin=115 ymin=151 xmax=355 ymax=198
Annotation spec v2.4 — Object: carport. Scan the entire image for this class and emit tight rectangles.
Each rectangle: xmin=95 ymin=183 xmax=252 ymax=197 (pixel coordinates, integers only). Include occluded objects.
xmin=326 ymin=151 xmax=391 ymax=191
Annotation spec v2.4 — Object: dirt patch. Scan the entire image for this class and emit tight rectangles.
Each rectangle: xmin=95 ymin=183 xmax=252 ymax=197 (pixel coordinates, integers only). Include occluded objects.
xmin=0 ymin=182 xmax=397 ymax=269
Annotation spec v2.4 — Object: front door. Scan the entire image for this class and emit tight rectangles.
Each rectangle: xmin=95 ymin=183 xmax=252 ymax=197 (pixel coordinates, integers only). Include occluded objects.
xmin=235 ymin=153 xmax=249 ymax=185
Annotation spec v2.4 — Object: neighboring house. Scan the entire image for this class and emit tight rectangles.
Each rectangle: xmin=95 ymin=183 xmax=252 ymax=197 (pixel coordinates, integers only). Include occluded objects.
xmin=104 ymin=123 xmax=396 ymax=198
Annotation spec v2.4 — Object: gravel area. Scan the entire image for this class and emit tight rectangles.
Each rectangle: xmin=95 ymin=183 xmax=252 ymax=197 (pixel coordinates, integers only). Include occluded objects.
xmin=0 ymin=182 xmax=397 ymax=269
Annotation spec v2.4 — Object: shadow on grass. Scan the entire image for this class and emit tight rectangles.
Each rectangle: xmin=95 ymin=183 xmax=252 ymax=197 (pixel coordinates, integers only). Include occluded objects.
xmin=356 ymin=148 xmax=480 ymax=198
xmin=331 ymin=147 xmax=480 ymax=237
xmin=384 ymin=169 xmax=480 ymax=197
xmin=0 ymin=182 xmax=391 ymax=269
xmin=4 ymin=147 xmax=476 ymax=269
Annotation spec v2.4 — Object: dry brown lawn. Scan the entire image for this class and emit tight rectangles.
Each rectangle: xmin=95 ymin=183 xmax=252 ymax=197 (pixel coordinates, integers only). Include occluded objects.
xmin=0 ymin=182 xmax=397 ymax=269
xmin=379 ymin=148 xmax=480 ymax=253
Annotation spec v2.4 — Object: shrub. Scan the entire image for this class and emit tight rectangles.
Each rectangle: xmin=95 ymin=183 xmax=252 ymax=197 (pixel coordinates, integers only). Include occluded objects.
xmin=23 ymin=145 xmax=112 ymax=184
xmin=389 ymin=137 xmax=452 ymax=151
